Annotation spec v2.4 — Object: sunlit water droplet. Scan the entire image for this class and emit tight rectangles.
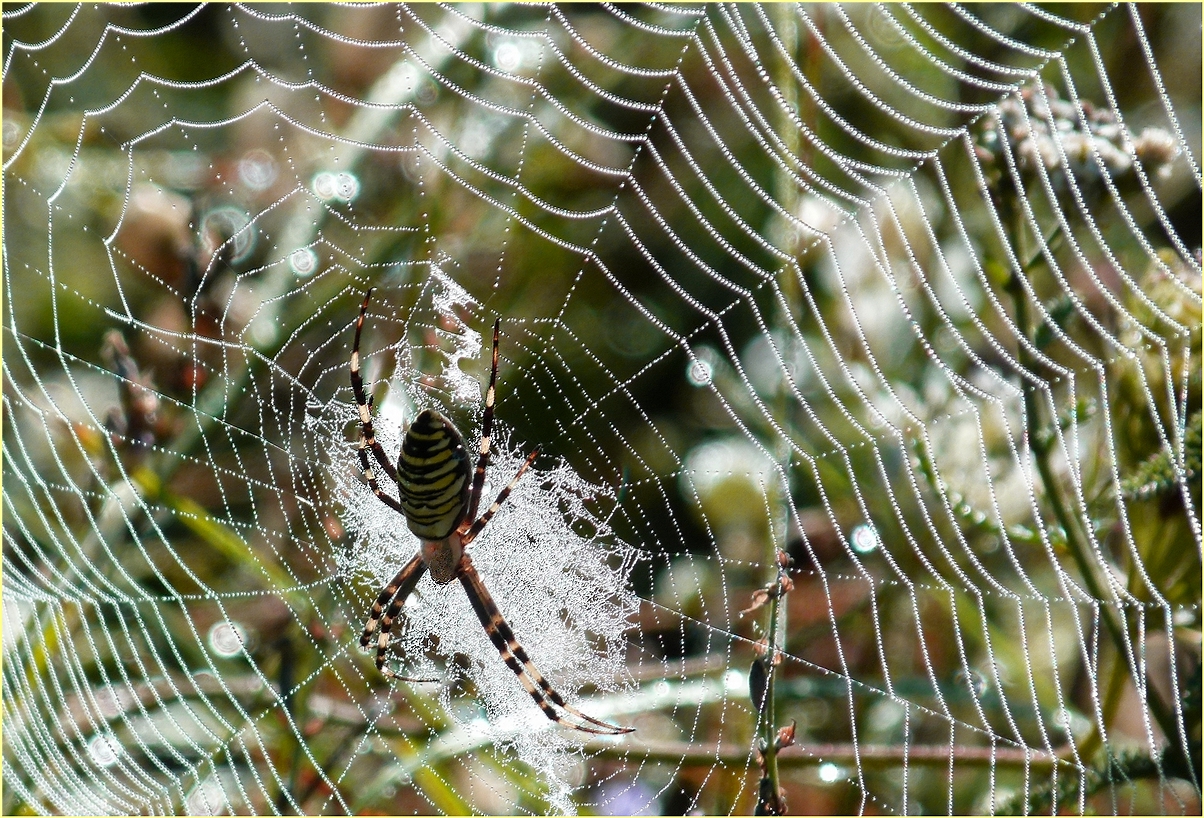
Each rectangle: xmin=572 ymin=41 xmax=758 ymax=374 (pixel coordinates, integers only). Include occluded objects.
xmin=334 ymin=172 xmax=359 ymax=201
xmin=186 ymin=779 xmax=227 ymax=816
xmin=208 ymin=621 xmax=246 ymax=657
xmin=850 ymin=524 xmax=879 ymax=554
xmin=687 ymin=359 xmax=712 ymax=386
xmin=954 ymin=667 xmax=988 ymax=697
xmin=493 ymin=41 xmax=522 ymax=72
xmin=312 ymin=171 xmax=337 ymax=199
xmin=202 ymin=207 xmax=254 ymax=262
xmin=237 ymin=149 xmax=277 ymax=191
xmin=87 ymin=734 xmax=120 ymax=767
xmin=312 ymin=171 xmax=359 ymax=202
xmin=289 ymin=248 xmax=318 ymax=277
xmin=2 ymin=119 xmax=20 ymax=150
xmin=818 ymin=762 xmax=843 ymax=783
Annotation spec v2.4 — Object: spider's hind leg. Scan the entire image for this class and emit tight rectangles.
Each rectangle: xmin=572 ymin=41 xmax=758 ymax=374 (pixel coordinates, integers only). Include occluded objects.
xmin=360 ymin=553 xmax=437 ymax=682
xmin=458 ymin=558 xmax=632 ymax=735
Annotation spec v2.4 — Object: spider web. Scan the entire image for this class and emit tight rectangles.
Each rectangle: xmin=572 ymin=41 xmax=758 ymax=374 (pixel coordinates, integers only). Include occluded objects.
xmin=2 ymin=3 xmax=1200 ymax=815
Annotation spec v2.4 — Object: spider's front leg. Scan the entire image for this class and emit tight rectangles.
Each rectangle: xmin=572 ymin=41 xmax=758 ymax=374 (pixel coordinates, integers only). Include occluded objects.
xmin=464 ymin=318 xmax=501 ymax=524
xmin=350 ymin=287 xmax=402 ymax=485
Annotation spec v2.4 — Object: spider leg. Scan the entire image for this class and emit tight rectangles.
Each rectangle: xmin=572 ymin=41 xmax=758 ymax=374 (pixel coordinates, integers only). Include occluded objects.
xmin=359 ymin=553 xmax=436 ymax=681
xmin=461 ymin=448 xmax=539 ymax=546
xmin=458 ymin=558 xmax=633 ymax=735
xmin=351 ymin=287 xmax=401 ymax=484
xmin=463 ymin=319 xmax=501 ymax=524
xmin=358 ymin=445 xmax=408 ymax=516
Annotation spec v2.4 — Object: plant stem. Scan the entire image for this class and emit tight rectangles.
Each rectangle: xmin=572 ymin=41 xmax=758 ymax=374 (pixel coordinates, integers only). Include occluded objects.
xmin=1007 ymin=274 xmax=1180 ymax=753
xmin=758 ymin=581 xmax=785 ymax=813
xmin=581 ymin=738 xmax=1077 ymax=769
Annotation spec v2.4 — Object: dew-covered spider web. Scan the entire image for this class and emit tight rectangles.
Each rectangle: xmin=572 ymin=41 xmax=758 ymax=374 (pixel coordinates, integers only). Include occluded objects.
xmin=2 ymin=4 xmax=1201 ymax=815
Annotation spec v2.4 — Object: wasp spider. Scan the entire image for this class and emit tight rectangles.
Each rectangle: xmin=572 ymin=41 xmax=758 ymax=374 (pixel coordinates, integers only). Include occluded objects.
xmin=350 ymin=289 xmax=631 ymax=736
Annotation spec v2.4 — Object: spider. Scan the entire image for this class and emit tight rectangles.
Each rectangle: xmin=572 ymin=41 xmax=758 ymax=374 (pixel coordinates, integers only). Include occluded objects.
xmin=350 ymin=289 xmax=632 ymax=736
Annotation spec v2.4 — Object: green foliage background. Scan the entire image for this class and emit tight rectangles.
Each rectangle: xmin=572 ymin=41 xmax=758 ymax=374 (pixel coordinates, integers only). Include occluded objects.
xmin=2 ymin=4 xmax=1199 ymax=814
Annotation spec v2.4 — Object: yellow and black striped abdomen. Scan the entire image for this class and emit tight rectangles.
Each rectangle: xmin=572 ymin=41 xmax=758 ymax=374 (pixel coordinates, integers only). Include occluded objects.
xmin=397 ymin=408 xmax=471 ymax=540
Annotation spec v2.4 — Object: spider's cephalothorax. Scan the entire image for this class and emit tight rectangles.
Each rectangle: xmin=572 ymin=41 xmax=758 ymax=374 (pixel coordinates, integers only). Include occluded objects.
xmin=350 ymin=288 xmax=631 ymax=736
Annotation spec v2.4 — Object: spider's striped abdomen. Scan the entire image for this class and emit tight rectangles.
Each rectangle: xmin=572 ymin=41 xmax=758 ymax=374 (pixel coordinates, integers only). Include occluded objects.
xmin=397 ymin=409 xmax=471 ymax=540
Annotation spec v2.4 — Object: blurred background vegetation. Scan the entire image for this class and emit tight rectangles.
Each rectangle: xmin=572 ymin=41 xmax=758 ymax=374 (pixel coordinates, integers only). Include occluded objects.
xmin=2 ymin=4 xmax=1200 ymax=815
